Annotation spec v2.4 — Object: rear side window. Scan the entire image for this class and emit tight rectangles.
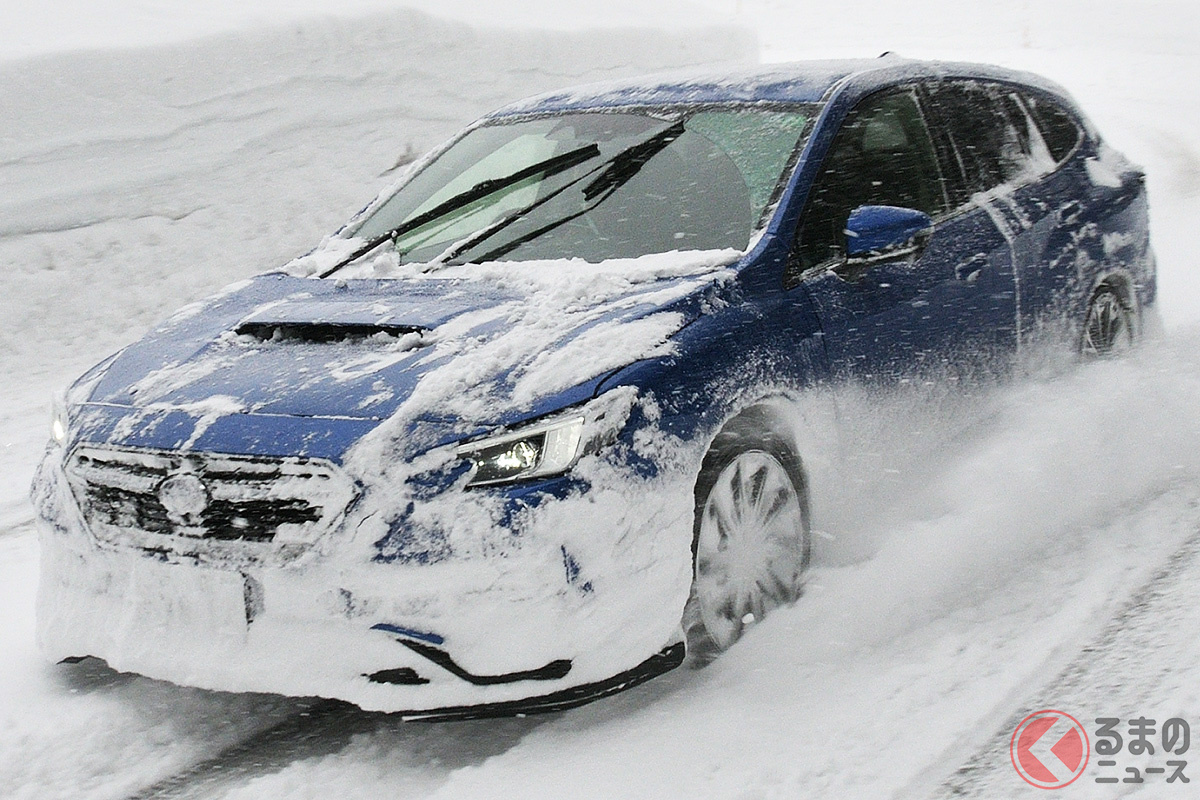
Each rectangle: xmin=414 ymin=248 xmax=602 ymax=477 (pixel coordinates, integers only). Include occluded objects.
xmin=924 ymin=80 xmax=1046 ymax=202
xmin=1023 ymin=93 xmax=1084 ymax=164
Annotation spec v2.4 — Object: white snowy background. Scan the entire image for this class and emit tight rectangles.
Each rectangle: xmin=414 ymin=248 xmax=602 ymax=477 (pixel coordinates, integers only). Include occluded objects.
xmin=2 ymin=1 xmax=1200 ymax=798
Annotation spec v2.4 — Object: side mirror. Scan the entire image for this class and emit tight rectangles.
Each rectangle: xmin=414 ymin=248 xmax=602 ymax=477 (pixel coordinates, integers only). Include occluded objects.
xmin=834 ymin=205 xmax=934 ymax=279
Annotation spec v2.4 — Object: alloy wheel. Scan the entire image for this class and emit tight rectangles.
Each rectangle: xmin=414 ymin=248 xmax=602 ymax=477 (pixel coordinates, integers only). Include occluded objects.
xmin=1082 ymin=289 xmax=1134 ymax=356
xmin=693 ymin=449 xmax=807 ymax=651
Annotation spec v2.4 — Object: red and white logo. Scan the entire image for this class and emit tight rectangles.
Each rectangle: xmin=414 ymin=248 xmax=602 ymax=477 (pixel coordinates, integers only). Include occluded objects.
xmin=1010 ymin=709 xmax=1090 ymax=789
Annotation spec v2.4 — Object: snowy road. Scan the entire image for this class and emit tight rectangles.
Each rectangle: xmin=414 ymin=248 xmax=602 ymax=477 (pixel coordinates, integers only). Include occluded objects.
xmin=3 ymin=2 xmax=1200 ymax=799
xmin=934 ymin=515 xmax=1200 ymax=799
xmin=116 ymin=701 xmax=504 ymax=800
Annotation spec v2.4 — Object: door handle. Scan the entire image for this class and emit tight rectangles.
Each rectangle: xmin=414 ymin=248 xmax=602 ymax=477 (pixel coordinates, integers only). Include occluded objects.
xmin=954 ymin=255 xmax=989 ymax=282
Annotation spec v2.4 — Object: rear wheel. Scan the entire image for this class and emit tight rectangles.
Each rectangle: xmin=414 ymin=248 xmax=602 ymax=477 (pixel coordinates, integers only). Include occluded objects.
xmin=1081 ymin=286 xmax=1134 ymax=357
xmin=683 ymin=424 xmax=810 ymax=663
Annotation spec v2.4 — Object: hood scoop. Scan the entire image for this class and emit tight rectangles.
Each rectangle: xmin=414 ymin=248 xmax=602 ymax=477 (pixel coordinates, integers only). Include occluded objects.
xmin=236 ymin=320 xmax=426 ymax=344
xmin=234 ymin=295 xmax=437 ymax=344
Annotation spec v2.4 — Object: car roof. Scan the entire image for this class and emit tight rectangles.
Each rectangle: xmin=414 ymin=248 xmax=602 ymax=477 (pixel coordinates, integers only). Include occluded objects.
xmin=487 ymin=56 xmax=1076 ymax=117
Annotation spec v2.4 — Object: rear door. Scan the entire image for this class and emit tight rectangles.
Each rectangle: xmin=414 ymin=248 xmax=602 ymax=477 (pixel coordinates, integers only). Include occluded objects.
xmin=790 ymin=85 xmax=1018 ymax=380
xmin=923 ymin=79 xmax=1080 ymax=353
xmin=1009 ymin=91 xmax=1090 ymax=336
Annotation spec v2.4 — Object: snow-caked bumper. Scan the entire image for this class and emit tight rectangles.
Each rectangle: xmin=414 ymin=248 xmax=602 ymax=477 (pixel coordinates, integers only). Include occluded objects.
xmin=32 ymin=405 xmax=695 ymax=715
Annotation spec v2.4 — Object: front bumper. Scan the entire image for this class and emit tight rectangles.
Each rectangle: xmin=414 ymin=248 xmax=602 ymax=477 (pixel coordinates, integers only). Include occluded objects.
xmin=34 ymin=443 xmax=695 ymax=714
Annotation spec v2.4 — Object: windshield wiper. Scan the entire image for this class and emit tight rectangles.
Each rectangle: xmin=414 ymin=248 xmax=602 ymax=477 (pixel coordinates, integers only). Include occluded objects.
xmin=582 ymin=119 xmax=686 ymax=201
xmin=319 ymin=143 xmax=601 ymax=278
xmin=437 ymin=120 xmax=687 ymax=266
xmin=445 ymin=120 xmax=687 ymax=265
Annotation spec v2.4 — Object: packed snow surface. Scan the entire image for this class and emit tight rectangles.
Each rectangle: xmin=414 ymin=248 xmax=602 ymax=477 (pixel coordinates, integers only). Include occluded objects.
xmin=2 ymin=1 xmax=1200 ymax=798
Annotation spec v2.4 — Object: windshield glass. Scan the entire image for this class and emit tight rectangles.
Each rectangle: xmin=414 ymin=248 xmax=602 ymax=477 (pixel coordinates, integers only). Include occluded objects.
xmin=347 ymin=105 xmax=818 ymax=268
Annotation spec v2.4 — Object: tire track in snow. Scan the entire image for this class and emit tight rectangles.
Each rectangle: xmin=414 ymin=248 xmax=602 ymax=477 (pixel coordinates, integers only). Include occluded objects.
xmin=925 ymin=507 xmax=1200 ymax=798
xmin=119 ymin=700 xmax=381 ymax=800
xmin=0 ymin=519 xmax=33 ymax=539
xmin=120 ymin=700 xmax=547 ymax=800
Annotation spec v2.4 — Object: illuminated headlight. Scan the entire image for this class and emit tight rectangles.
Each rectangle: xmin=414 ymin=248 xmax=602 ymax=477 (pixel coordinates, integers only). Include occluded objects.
xmin=456 ymin=416 xmax=585 ymax=487
xmin=50 ymin=391 xmax=69 ymax=446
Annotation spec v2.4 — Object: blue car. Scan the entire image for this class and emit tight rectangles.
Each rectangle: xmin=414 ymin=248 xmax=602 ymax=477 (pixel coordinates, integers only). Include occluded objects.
xmin=33 ymin=57 xmax=1153 ymax=717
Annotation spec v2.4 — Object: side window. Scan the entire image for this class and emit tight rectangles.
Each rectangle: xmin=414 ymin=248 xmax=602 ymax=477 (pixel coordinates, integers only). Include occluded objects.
xmin=1023 ymin=93 xmax=1084 ymax=164
xmin=924 ymin=80 xmax=1044 ymax=201
xmin=793 ymin=89 xmax=946 ymax=273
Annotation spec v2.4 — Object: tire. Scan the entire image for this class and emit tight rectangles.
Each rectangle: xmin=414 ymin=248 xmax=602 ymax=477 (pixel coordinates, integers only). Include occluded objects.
xmin=1081 ymin=285 xmax=1135 ymax=357
xmin=682 ymin=422 xmax=810 ymax=665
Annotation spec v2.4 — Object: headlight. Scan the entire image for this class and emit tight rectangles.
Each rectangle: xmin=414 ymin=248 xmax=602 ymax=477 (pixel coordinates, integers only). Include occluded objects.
xmin=456 ymin=415 xmax=584 ymax=487
xmin=50 ymin=391 xmax=69 ymax=445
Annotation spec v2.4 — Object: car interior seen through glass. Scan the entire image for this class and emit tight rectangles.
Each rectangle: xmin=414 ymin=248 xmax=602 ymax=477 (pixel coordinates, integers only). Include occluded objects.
xmin=795 ymin=88 xmax=945 ymax=271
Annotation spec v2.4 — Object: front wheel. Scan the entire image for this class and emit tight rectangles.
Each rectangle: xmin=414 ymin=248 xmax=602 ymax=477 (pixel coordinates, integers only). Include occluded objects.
xmin=683 ymin=426 xmax=810 ymax=662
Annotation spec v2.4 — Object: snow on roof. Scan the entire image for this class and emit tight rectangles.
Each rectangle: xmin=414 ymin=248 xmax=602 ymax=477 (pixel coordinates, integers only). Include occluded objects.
xmin=488 ymin=55 xmax=1076 ymax=116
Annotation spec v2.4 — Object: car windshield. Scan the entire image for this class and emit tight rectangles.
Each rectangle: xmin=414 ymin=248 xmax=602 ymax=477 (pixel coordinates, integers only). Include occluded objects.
xmin=346 ymin=105 xmax=818 ymax=268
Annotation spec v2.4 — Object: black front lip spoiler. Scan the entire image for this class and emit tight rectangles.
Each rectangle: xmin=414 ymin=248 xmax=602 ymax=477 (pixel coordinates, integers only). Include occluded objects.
xmin=393 ymin=637 xmax=573 ymax=686
xmin=393 ymin=642 xmax=686 ymax=721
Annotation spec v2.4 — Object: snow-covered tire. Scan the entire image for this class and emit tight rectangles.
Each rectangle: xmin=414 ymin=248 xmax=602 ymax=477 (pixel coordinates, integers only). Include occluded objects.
xmin=1081 ymin=284 xmax=1135 ymax=357
xmin=683 ymin=418 xmax=810 ymax=665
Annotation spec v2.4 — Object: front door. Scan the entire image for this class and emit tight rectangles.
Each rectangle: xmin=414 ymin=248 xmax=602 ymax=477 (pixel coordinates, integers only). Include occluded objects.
xmin=789 ymin=86 xmax=1019 ymax=381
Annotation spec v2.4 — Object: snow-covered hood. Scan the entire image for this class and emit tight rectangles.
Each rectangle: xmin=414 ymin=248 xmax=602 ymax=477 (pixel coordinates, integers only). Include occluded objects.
xmin=80 ymin=249 xmax=739 ymax=457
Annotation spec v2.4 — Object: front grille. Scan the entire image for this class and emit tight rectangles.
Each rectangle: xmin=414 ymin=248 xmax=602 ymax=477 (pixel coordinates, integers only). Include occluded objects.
xmin=66 ymin=446 xmax=358 ymax=564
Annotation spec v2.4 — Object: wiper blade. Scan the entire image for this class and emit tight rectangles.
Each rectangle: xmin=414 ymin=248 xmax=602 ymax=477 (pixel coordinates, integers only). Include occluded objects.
xmin=582 ymin=120 xmax=685 ymax=201
xmin=440 ymin=120 xmax=687 ymax=266
xmin=319 ymin=143 xmax=601 ymax=278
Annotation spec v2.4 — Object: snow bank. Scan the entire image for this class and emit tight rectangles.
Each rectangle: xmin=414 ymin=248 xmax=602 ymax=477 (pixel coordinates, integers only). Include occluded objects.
xmin=0 ymin=0 xmax=738 ymax=62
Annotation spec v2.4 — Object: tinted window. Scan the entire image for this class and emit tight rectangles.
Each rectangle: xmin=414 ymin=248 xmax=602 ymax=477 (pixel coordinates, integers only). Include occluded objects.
xmin=924 ymin=81 xmax=1043 ymax=200
xmin=1024 ymin=93 xmax=1083 ymax=163
xmin=793 ymin=89 xmax=946 ymax=272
